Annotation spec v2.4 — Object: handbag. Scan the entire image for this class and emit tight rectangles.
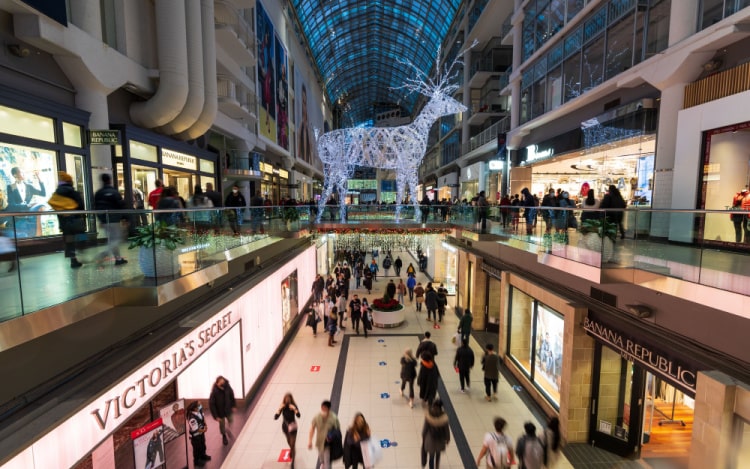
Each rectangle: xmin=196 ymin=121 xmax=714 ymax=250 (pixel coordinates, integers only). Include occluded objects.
xmin=286 ymin=421 xmax=297 ymax=433
xmin=326 ymin=427 xmax=343 ymax=460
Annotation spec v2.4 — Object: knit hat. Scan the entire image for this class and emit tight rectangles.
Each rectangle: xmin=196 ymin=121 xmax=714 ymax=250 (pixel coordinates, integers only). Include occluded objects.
xmin=58 ymin=171 xmax=73 ymax=183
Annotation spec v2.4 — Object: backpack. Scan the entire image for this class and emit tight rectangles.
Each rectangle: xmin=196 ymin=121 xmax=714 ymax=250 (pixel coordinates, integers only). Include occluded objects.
xmin=488 ymin=432 xmax=512 ymax=469
xmin=520 ymin=436 xmax=544 ymax=469
xmin=383 ymin=258 xmax=392 ymax=269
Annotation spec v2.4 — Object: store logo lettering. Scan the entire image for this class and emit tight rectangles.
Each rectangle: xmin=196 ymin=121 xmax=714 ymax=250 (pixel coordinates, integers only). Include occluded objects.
xmin=91 ymin=311 xmax=232 ymax=431
xmin=583 ymin=317 xmax=696 ymax=390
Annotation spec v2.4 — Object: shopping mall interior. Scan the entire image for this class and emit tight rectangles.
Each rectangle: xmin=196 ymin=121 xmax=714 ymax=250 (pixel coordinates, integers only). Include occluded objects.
xmin=1 ymin=1 xmax=750 ymax=469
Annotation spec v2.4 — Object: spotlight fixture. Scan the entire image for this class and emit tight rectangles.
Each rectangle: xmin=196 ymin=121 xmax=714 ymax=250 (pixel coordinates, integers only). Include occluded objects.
xmin=626 ymin=304 xmax=653 ymax=318
xmin=7 ymin=44 xmax=30 ymax=58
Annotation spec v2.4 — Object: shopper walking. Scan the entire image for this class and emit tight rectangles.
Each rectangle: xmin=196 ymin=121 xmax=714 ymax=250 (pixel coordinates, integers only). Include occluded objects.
xmin=425 ymin=283 xmax=439 ymax=323
xmin=208 ymin=376 xmax=236 ymax=445
xmin=543 ymin=417 xmax=563 ymax=468
xmin=516 ymin=422 xmax=545 ymax=469
xmin=482 ymin=344 xmax=500 ymax=401
xmin=416 ymin=331 xmax=438 ymax=359
xmin=421 ymin=399 xmax=450 ymax=469
xmin=476 ymin=417 xmax=515 ymax=469
xmin=360 ymin=299 xmax=372 ymax=338
xmin=327 ymin=307 xmax=338 ymax=347
xmin=394 ymin=256 xmax=403 ymax=276
xmin=400 ymin=348 xmax=417 ymax=408
xmin=343 ymin=412 xmax=372 ymax=469
xmin=406 ymin=262 xmax=416 ymax=276
xmin=458 ymin=308 xmax=473 ymax=344
xmin=224 ymin=184 xmax=246 ymax=235
xmin=600 ymin=184 xmax=627 ymax=240
xmin=396 ymin=278 xmax=406 ymax=304
xmin=308 ymin=400 xmax=341 ymax=469
xmin=417 ymin=351 xmax=440 ymax=406
xmin=93 ymin=173 xmax=128 ymax=267
xmin=407 ymin=274 xmax=416 ymax=301
xmin=47 ymin=171 xmax=84 ymax=268
xmin=274 ymin=392 xmax=301 ymax=469
xmin=349 ymin=294 xmax=362 ymax=334
xmin=454 ymin=339 xmax=475 ymax=393
xmin=186 ymin=401 xmax=211 ymax=467
xmin=414 ymin=282 xmax=425 ymax=311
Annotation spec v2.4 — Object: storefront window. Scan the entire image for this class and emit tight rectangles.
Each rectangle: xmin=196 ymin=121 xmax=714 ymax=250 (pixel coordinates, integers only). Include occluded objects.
xmin=62 ymin=122 xmax=83 ymax=148
xmin=645 ymin=0 xmax=671 ymax=58
xmin=0 ymin=105 xmax=55 ymax=143
xmin=581 ymin=33 xmax=605 ymax=92
xmin=508 ymin=287 xmax=534 ymax=375
xmin=546 ymin=66 xmax=563 ymax=111
xmin=508 ymin=287 xmax=564 ymax=406
xmin=130 ymin=141 xmax=158 ymax=162
xmin=701 ymin=126 xmax=750 ymax=244
xmin=606 ymin=14 xmax=635 ymax=80
xmin=535 ymin=304 xmax=563 ymax=404
xmin=733 ymin=418 xmax=750 ymax=468
xmin=563 ymin=53 xmax=581 ymax=102
xmin=200 ymin=159 xmax=215 ymax=174
xmin=0 ymin=143 xmax=59 ymax=237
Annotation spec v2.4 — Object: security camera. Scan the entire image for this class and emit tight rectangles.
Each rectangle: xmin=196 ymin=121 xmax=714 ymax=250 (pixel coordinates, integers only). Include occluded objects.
xmin=626 ymin=304 xmax=652 ymax=318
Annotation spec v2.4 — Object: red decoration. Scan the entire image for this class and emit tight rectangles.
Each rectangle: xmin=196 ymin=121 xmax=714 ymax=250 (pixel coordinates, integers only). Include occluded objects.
xmin=372 ymin=298 xmax=401 ymax=310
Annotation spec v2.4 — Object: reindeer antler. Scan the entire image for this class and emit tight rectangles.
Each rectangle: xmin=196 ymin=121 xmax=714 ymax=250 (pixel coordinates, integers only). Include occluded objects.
xmin=393 ymin=39 xmax=478 ymax=97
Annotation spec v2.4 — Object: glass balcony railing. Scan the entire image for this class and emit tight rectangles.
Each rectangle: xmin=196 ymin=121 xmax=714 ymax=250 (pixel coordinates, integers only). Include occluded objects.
xmin=1 ymin=205 xmax=748 ymax=323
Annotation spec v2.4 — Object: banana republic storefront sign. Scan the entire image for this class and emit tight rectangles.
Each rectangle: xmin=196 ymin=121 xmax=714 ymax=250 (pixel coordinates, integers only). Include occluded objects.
xmin=584 ymin=314 xmax=698 ymax=395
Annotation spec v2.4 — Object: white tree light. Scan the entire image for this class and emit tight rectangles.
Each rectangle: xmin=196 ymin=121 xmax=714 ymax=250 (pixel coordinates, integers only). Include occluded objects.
xmin=315 ymin=44 xmax=474 ymax=223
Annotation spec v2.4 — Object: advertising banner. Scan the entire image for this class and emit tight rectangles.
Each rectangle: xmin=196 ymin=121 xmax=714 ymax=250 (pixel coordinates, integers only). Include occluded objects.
xmin=158 ymin=399 xmax=186 ymax=444
xmin=130 ymin=419 xmax=165 ymax=469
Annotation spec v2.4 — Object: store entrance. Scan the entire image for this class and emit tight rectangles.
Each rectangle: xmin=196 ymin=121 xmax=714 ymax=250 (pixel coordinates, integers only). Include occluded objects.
xmin=640 ymin=372 xmax=694 ymax=461
xmin=163 ymin=170 xmax=193 ymax=200
xmin=589 ymin=343 xmax=645 ymax=457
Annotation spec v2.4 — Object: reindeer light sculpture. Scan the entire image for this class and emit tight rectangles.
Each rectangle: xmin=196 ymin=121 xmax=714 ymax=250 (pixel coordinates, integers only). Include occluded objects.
xmin=315 ymin=45 xmax=472 ymax=223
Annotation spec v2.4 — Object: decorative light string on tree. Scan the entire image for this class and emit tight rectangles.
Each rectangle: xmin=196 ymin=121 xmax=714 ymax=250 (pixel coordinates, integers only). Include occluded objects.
xmin=314 ymin=228 xmax=450 ymax=253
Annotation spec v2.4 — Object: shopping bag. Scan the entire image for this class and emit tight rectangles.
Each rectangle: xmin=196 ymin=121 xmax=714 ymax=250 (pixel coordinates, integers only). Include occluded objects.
xmin=360 ymin=437 xmax=383 ymax=468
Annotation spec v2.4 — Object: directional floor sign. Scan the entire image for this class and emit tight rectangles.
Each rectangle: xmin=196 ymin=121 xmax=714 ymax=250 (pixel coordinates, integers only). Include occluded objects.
xmin=378 ymin=361 xmax=387 ymax=366
xmin=433 ymin=323 xmax=441 ymax=329
xmin=310 ymin=365 xmax=320 ymax=372
xmin=380 ymin=439 xmax=398 ymax=448
xmin=377 ymin=339 xmax=385 ymax=343
xmin=278 ymin=449 xmax=292 ymax=462
xmin=380 ymin=392 xmax=390 ymax=399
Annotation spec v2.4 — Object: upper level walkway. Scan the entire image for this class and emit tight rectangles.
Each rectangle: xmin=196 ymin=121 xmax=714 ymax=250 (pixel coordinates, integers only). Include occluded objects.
xmin=0 ymin=203 xmax=748 ymax=330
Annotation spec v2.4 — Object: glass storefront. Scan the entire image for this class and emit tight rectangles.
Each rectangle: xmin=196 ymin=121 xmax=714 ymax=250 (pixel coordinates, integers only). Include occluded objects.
xmin=507 ymin=287 xmax=563 ymax=406
xmin=530 ymin=135 xmax=655 ymax=205
xmin=701 ymin=123 xmax=750 ymax=245
xmin=0 ymin=100 xmax=88 ymax=239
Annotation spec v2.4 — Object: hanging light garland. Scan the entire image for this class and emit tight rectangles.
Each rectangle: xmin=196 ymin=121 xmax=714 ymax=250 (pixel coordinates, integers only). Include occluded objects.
xmin=313 ymin=228 xmax=450 ymax=252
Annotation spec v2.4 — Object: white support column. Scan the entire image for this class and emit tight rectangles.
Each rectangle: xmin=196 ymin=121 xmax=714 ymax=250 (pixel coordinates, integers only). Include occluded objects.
xmin=650 ymin=82 xmax=686 ymax=237
xmin=668 ymin=0 xmax=700 ymax=47
xmin=75 ymin=87 xmax=113 ymax=183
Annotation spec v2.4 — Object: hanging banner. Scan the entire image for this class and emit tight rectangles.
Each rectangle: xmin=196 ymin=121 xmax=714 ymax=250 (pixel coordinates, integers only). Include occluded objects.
xmin=131 ymin=419 xmax=165 ymax=469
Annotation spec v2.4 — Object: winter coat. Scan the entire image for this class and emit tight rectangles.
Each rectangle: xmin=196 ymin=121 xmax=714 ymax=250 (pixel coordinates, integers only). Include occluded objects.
xmin=94 ymin=185 xmax=126 ymax=223
xmin=424 ymin=289 xmax=439 ymax=310
xmin=458 ymin=313 xmax=473 ymax=337
xmin=482 ymin=353 xmax=500 ymax=380
xmin=209 ymin=381 xmax=236 ymax=419
xmin=453 ymin=345 xmax=475 ymax=371
xmin=53 ymin=183 xmax=85 ymax=234
xmin=416 ymin=339 xmax=438 ymax=359
xmin=422 ymin=407 xmax=450 ymax=453
xmin=417 ymin=358 xmax=440 ymax=403
xmin=400 ymin=355 xmax=417 ymax=381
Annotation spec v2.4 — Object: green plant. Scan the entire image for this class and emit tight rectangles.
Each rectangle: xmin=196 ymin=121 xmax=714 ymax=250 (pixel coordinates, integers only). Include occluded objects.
xmin=580 ymin=218 xmax=618 ymax=243
xmin=282 ymin=206 xmax=300 ymax=222
xmin=128 ymin=221 xmax=186 ymax=251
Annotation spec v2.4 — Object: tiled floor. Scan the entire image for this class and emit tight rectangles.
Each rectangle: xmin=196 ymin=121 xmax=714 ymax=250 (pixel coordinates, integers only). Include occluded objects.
xmin=221 ymin=262 xmax=580 ymax=469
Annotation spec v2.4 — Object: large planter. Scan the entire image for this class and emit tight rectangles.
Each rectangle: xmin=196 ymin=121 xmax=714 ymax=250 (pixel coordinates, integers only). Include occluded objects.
xmin=370 ymin=304 xmax=405 ymax=328
xmin=139 ymin=246 xmax=181 ymax=278
xmin=578 ymin=233 xmax=615 ymax=264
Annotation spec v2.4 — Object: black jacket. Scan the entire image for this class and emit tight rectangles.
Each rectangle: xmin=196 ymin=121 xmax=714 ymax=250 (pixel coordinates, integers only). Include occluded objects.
xmin=416 ymin=338 xmax=438 ymax=359
xmin=209 ymin=382 xmax=236 ymax=419
xmin=94 ymin=184 xmax=125 ymax=223
xmin=400 ymin=355 xmax=417 ymax=380
xmin=424 ymin=288 xmax=439 ymax=310
xmin=454 ymin=345 xmax=475 ymax=371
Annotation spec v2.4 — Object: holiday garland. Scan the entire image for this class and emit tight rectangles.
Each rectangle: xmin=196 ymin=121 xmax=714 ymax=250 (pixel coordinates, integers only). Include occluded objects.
xmin=312 ymin=228 xmax=450 ymax=253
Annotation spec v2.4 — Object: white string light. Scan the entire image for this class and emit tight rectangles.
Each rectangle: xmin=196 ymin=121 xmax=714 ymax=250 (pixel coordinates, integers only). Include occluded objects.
xmin=315 ymin=44 xmax=475 ymax=223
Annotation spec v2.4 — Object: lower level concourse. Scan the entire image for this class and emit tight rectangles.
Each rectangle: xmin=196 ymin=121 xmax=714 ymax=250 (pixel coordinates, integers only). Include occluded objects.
xmin=1 ymin=231 xmax=749 ymax=469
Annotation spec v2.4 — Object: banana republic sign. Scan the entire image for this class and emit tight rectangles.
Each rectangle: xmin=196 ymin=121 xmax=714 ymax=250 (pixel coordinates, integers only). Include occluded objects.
xmin=583 ymin=314 xmax=698 ymax=395
xmin=91 ymin=309 xmax=235 ymax=431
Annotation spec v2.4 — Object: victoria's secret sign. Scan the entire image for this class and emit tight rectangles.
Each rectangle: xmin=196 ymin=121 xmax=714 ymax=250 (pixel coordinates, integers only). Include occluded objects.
xmin=583 ymin=315 xmax=698 ymax=395
xmin=91 ymin=310 xmax=234 ymax=430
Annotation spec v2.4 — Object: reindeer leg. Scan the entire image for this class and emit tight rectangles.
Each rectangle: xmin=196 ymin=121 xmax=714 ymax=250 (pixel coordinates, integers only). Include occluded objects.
xmin=317 ymin=167 xmax=335 ymax=223
xmin=405 ymin=167 xmax=421 ymax=223
xmin=395 ymin=169 xmax=408 ymax=222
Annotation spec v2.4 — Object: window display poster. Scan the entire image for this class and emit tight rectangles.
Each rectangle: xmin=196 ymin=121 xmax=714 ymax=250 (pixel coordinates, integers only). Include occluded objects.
xmin=130 ymin=419 xmax=165 ymax=469
xmin=257 ymin=1 xmax=277 ymax=143
xmin=0 ymin=143 xmax=58 ymax=237
xmin=275 ymin=34 xmax=289 ymax=150
xmin=535 ymin=304 xmax=564 ymax=395
xmin=158 ymin=399 xmax=186 ymax=444
xmin=281 ymin=269 xmax=298 ymax=334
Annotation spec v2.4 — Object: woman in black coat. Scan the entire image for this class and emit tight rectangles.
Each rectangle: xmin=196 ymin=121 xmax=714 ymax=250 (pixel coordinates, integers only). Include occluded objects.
xmin=400 ymin=348 xmax=418 ymax=408
xmin=49 ymin=172 xmax=85 ymax=268
xmin=599 ymin=184 xmax=627 ymax=239
xmin=417 ymin=351 xmax=440 ymax=406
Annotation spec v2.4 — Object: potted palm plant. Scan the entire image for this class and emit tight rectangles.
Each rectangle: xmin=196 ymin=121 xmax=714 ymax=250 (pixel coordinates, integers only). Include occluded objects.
xmin=128 ymin=221 xmax=185 ymax=277
xmin=282 ymin=205 xmax=300 ymax=230
xmin=579 ymin=218 xmax=617 ymax=263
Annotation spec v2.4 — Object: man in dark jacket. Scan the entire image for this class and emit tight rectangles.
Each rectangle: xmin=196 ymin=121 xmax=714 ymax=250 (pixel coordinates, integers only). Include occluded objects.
xmin=416 ymin=331 xmax=438 ymax=359
xmin=458 ymin=308 xmax=473 ymax=344
xmin=454 ymin=339 xmax=475 ymax=392
xmin=393 ymin=256 xmax=402 ymax=276
xmin=209 ymin=376 xmax=236 ymax=445
xmin=224 ymin=184 xmax=246 ymax=235
xmin=48 ymin=171 xmax=85 ymax=268
xmin=94 ymin=173 xmax=127 ymax=266
xmin=424 ymin=283 xmax=439 ymax=323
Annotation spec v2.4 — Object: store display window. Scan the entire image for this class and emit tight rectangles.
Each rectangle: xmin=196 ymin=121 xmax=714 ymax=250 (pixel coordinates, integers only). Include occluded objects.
xmin=701 ymin=123 xmax=750 ymax=245
xmin=507 ymin=286 xmax=563 ymax=407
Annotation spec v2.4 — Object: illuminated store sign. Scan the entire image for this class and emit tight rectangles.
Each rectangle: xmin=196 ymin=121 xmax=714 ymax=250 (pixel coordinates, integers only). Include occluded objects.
xmin=162 ymin=149 xmax=197 ymax=170
xmin=525 ymin=144 xmax=554 ymax=163
xmin=583 ymin=316 xmax=697 ymax=394
xmin=488 ymin=160 xmax=503 ymax=170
